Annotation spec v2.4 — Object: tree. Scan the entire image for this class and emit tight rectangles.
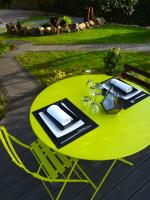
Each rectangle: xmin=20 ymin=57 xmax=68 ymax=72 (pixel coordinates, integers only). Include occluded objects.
xmin=131 ymin=0 xmax=150 ymax=26
xmin=96 ymin=0 xmax=138 ymax=23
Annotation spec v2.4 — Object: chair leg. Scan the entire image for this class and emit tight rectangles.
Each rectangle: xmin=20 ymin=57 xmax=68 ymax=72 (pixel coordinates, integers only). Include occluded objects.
xmin=56 ymin=159 xmax=79 ymax=200
xmin=90 ymin=159 xmax=117 ymax=200
xmin=76 ymin=163 xmax=97 ymax=190
xmin=41 ymin=180 xmax=55 ymax=200
xmin=74 ymin=169 xmax=82 ymax=179
xmin=118 ymin=158 xmax=134 ymax=166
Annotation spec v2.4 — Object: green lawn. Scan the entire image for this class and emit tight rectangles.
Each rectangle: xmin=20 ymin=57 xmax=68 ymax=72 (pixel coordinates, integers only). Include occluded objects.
xmin=1 ymin=24 xmax=150 ymax=44
xmin=0 ymin=27 xmax=6 ymax=34
xmin=17 ymin=51 xmax=150 ymax=86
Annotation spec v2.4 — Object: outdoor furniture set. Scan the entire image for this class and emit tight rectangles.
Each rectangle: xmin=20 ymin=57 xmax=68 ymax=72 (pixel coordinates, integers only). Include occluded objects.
xmin=0 ymin=65 xmax=150 ymax=199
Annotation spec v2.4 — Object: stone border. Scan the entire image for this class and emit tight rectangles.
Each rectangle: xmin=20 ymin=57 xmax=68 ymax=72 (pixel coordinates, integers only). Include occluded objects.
xmin=6 ymin=18 xmax=106 ymax=36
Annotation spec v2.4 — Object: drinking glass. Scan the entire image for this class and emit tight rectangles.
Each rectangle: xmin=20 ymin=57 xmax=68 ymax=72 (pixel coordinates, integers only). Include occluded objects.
xmin=94 ymin=82 xmax=103 ymax=103
xmin=81 ymin=96 xmax=92 ymax=112
xmin=88 ymin=85 xmax=101 ymax=113
xmin=87 ymin=79 xmax=95 ymax=89
xmin=91 ymin=101 xmax=100 ymax=114
xmin=89 ymin=85 xmax=101 ymax=102
xmin=86 ymin=79 xmax=95 ymax=95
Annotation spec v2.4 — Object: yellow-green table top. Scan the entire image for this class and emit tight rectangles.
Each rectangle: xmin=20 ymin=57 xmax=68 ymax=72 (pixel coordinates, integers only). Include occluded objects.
xmin=30 ymin=75 xmax=150 ymax=161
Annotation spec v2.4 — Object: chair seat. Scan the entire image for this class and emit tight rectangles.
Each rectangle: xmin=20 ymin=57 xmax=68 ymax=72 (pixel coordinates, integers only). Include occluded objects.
xmin=30 ymin=139 xmax=74 ymax=179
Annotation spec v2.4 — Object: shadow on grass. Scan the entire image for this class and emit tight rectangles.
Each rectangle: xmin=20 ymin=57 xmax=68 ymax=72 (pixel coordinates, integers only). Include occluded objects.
xmin=72 ymin=31 xmax=150 ymax=44
xmin=1 ymin=26 xmax=150 ymax=44
xmin=17 ymin=51 xmax=105 ymax=86
xmin=16 ymin=50 xmax=150 ymax=88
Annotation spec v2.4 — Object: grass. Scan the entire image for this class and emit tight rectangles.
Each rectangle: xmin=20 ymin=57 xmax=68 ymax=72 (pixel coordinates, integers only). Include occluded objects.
xmin=0 ymin=27 xmax=6 ymax=34
xmin=24 ymin=16 xmax=48 ymax=21
xmin=1 ymin=24 xmax=150 ymax=44
xmin=0 ymin=41 xmax=15 ymax=56
xmin=0 ymin=95 xmax=7 ymax=120
xmin=17 ymin=51 xmax=150 ymax=87
xmin=18 ymin=16 xmax=49 ymax=28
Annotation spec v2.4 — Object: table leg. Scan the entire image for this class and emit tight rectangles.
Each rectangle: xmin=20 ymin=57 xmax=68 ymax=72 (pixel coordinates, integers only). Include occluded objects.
xmin=90 ymin=157 xmax=134 ymax=200
xmin=118 ymin=158 xmax=134 ymax=166
xmin=90 ymin=159 xmax=117 ymax=200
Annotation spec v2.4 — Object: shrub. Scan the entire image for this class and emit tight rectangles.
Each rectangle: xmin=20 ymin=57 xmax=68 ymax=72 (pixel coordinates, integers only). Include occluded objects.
xmin=19 ymin=19 xmax=35 ymax=28
xmin=96 ymin=0 xmax=138 ymax=23
xmin=42 ymin=22 xmax=51 ymax=28
xmin=103 ymin=48 xmax=121 ymax=75
xmin=130 ymin=0 xmax=150 ymax=26
xmin=62 ymin=16 xmax=72 ymax=25
xmin=0 ymin=94 xmax=7 ymax=120
xmin=0 ymin=41 xmax=15 ymax=55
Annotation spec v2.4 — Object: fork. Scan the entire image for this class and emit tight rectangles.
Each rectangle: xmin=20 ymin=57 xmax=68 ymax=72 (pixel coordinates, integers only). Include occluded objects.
xmin=130 ymin=93 xmax=145 ymax=103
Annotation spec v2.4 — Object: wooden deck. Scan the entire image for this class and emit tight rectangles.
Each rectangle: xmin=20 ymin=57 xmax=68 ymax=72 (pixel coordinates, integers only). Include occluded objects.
xmin=0 ymin=128 xmax=150 ymax=200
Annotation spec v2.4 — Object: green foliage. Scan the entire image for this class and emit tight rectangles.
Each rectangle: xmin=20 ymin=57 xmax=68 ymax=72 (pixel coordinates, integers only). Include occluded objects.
xmin=0 ymin=95 xmax=7 ymax=120
xmin=8 ymin=0 xmax=150 ymax=25
xmin=131 ymin=0 xmax=150 ymax=26
xmin=0 ymin=41 xmax=15 ymax=55
xmin=103 ymin=48 xmax=122 ymax=75
xmin=62 ymin=16 xmax=72 ymax=25
xmin=96 ymin=0 xmax=138 ymax=23
xmin=11 ymin=0 xmax=39 ymax=9
xmin=0 ymin=27 xmax=6 ymax=34
xmin=19 ymin=20 xmax=35 ymax=28
xmin=41 ymin=22 xmax=51 ymax=28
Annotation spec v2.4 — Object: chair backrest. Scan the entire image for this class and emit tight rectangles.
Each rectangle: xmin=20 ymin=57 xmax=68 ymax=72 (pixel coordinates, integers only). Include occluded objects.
xmin=0 ymin=126 xmax=76 ymax=183
xmin=122 ymin=64 xmax=150 ymax=90
xmin=0 ymin=126 xmax=53 ymax=181
xmin=0 ymin=126 xmax=30 ymax=170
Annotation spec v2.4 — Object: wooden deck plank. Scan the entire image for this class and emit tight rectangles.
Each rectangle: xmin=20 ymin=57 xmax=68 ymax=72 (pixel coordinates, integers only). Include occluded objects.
xmin=0 ymin=174 xmax=40 ymax=200
xmin=96 ymin=154 xmax=150 ymax=200
xmin=72 ymin=147 xmax=150 ymax=200
xmin=15 ymin=184 xmax=48 ymax=200
xmin=0 ymin=143 xmax=149 ymax=200
xmin=129 ymin=179 xmax=150 ymax=200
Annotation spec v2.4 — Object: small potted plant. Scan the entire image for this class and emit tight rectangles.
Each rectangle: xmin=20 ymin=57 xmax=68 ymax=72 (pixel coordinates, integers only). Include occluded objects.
xmin=103 ymin=48 xmax=121 ymax=75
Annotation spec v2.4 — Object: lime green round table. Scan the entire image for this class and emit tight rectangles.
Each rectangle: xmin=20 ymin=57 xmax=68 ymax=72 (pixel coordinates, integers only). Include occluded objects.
xmin=30 ymin=75 xmax=150 ymax=161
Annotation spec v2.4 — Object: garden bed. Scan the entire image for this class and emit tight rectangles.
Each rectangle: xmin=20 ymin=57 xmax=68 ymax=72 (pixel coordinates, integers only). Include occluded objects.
xmin=5 ymin=16 xmax=105 ymax=36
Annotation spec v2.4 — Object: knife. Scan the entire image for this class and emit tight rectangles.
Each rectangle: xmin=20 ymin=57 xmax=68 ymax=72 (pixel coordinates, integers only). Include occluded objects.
xmin=130 ymin=93 xmax=146 ymax=103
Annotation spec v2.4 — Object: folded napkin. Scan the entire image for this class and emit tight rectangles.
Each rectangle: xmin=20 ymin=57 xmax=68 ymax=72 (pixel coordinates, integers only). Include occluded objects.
xmin=110 ymin=78 xmax=132 ymax=93
xmin=47 ymin=105 xmax=73 ymax=126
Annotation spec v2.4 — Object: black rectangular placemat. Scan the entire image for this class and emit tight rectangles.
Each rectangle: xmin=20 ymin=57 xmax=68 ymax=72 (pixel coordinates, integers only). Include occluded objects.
xmin=32 ymin=98 xmax=98 ymax=148
xmin=101 ymin=78 xmax=150 ymax=109
xmin=122 ymin=91 xmax=150 ymax=109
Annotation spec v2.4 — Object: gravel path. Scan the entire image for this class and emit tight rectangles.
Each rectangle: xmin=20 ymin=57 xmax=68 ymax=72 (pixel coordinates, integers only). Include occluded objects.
xmin=8 ymin=42 xmax=150 ymax=54
xmin=0 ymin=42 xmax=44 ymax=133
xmin=0 ymin=9 xmax=49 ymax=23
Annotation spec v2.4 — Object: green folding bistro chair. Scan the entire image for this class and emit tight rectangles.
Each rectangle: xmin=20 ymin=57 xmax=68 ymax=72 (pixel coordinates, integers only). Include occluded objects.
xmin=0 ymin=126 xmax=134 ymax=200
xmin=0 ymin=126 xmax=97 ymax=200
